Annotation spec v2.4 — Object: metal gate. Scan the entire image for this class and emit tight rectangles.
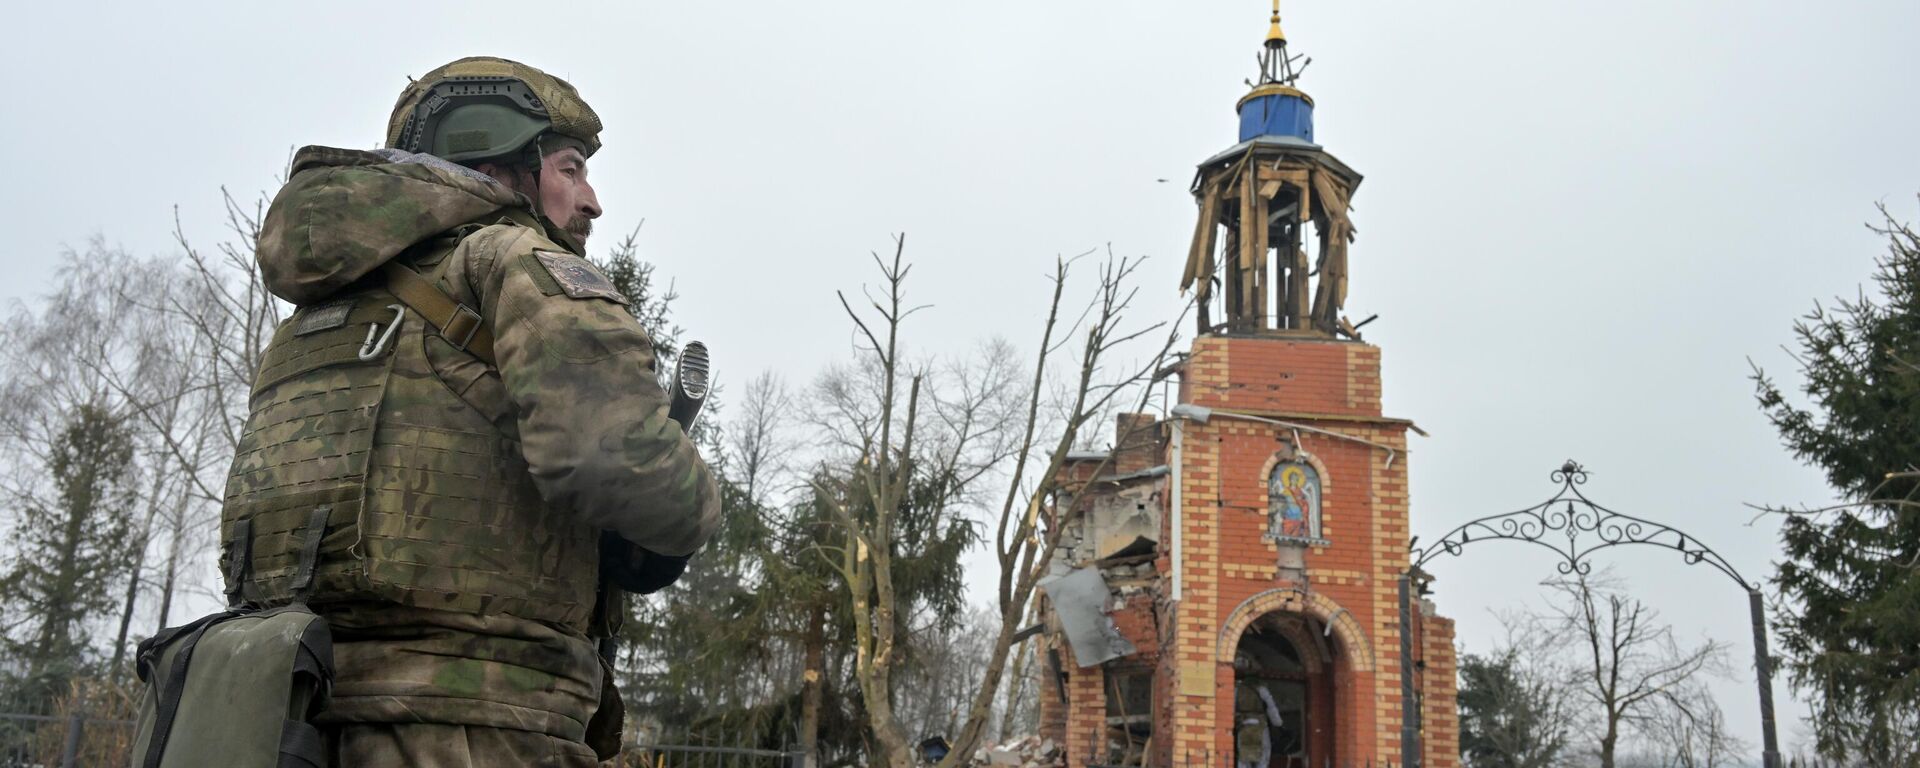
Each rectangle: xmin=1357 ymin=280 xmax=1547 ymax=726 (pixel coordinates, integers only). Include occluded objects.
xmin=1400 ymin=461 xmax=1780 ymax=768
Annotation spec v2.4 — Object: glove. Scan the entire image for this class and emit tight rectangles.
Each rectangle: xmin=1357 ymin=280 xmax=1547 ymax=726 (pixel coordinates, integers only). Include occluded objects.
xmin=598 ymin=533 xmax=691 ymax=594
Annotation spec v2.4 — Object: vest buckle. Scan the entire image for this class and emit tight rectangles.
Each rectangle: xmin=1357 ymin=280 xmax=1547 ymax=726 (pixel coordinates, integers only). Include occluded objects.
xmin=441 ymin=304 xmax=484 ymax=352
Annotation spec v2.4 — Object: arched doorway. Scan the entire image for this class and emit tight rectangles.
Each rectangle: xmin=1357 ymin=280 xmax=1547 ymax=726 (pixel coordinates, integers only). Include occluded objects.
xmin=1231 ymin=614 xmax=1335 ymax=768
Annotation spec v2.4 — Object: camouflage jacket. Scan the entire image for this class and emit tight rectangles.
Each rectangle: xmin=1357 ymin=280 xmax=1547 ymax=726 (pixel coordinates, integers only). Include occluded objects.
xmin=254 ymin=145 xmax=720 ymax=561
xmin=229 ymin=146 xmax=718 ymax=745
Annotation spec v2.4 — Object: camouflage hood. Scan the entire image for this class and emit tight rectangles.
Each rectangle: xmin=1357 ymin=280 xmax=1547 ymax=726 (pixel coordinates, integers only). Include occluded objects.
xmin=257 ymin=146 xmax=527 ymax=305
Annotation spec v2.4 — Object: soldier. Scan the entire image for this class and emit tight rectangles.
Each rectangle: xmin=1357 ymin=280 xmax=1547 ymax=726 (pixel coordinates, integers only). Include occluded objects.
xmin=222 ymin=57 xmax=720 ymax=766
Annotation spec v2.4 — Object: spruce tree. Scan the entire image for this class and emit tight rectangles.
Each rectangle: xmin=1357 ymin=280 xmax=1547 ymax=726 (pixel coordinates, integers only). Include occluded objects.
xmin=0 ymin=404 xmax=138 ymax=707
xmin=1752 ymin=204 xmax=1920 ymax=762
xmin=1456 ymin=651 xmax=1567 ymax=768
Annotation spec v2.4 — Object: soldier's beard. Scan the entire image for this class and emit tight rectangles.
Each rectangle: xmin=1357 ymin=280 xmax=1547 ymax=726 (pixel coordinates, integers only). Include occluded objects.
xmin=565 ymin=216 xmax=593 ymax=243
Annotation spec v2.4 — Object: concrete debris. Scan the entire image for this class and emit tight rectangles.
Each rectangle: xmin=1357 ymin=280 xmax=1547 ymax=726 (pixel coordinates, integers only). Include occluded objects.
xmin=970 ymin=735 xmax=1063 ymax=767
xmin=1100 ymin=562 xmax=1156 ymax=580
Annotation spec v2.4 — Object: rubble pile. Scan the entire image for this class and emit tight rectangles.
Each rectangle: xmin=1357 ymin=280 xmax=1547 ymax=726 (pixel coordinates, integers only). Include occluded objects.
xmin=1101 ymin=561 xmax=1156 ymax=581
xmin=972 ymin=735 xmax=1063 ymax=767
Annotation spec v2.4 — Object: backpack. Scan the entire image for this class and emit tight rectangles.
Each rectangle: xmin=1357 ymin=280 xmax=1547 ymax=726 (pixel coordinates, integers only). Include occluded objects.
xmin=130 ymin=509 xmax=334 ymax=768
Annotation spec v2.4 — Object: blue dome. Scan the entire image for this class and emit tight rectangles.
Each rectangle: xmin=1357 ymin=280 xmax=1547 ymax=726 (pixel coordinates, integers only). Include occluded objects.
xmin=1237 ymin=85 xmax=1315 ymax=143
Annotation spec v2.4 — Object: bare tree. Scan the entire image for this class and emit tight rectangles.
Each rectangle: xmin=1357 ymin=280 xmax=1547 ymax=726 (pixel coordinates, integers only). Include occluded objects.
xmin=90 ymin=255 xmax=217 ymax=678
xmin=0 ymin=210 xmax=275 ymax=690
xmin=41 ymin=191 xmax=280 ymax=684
xmin=996 ymin=599 xmax=1042 ymax=743
xmin=805 ymin=246 xmax=1009 ymax=764
xmin=946 ymin=250 xmax=1183 ymax=765
xmin=149 ymin=192 xmax=283 ymax=468
xmin=730 ymin=371 xmax=796 ymax=506
xmin=894 ymin=605 xmax=1001 ymax=747
xmin=90 ymin=195 xmax=280 ymax=647
xmin=809 ymin=235 xmax=1183 ymax=766
xmin=1636 ymin=680 xmax=1743 ymax=768
xmin=1537 ymin=572 xmax=1731 ymax=768
xmin=0 ymin=241 xmax=155 ymax=700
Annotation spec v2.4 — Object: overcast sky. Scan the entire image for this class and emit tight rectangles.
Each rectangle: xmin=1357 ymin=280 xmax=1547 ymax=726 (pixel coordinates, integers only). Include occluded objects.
xmin=7 ymin=0 xmax=1919 ymax=755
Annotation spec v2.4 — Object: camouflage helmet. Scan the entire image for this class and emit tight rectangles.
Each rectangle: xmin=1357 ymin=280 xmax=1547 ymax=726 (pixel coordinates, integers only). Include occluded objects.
xmin=386 ymin=56 xmax=602 ymax=164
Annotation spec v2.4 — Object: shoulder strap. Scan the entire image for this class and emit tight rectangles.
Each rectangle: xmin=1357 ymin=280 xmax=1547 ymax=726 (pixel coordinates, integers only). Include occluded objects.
xmin=376 ymin=207 xmax=588 ymax=368
xmin=139 ymin=616 xmax=223 ymax=768
xmin=380 ymin=261 xmax=497 ymax=366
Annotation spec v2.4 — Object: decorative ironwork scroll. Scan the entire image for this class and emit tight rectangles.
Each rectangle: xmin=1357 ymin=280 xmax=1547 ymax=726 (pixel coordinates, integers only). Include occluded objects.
xmin=1403 ymin=459 xmax=1778 ymax=768
xmin=1409 ymin=460 xmax=1751 ymax=589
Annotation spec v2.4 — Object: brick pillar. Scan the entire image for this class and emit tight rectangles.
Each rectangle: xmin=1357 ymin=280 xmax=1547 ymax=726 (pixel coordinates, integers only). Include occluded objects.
xmin=1168 ymin=340 xmax=1225 ymax=766
xmin=1421 ymin=613 xmax=1460 ymax=768
xmin=1037 ymin=641 xmax=1067 ymax=748
xmin=1367 ymin=426 xmax=1412 ymax=765
xmin=1062 ymin=660 xmax=1106 ymax=766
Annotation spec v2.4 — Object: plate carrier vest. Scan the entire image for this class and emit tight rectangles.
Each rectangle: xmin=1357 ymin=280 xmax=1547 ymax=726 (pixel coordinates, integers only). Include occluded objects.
xmin=220 ymin=229 xmax=600 ymax=629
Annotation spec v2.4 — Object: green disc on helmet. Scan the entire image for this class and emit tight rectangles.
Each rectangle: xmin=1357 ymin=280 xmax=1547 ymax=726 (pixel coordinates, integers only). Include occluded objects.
xmin=388 ymin=57 xmax=602 ymax=164
xmin=420 ymin=101 xmax=552 ymax=164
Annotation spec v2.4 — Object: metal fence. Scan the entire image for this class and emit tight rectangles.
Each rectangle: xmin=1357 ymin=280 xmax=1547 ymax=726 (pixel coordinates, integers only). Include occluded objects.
xmin=1093 ymin=757 xmax=1408 ymax=768
xmin=1784 ymin=759 xmax=1867 ymax=768
xmin=0 ymin=710 xmax=808 ymax=768
xmin=0 ymin=709 xmax=136 ymax=768
xmin=623 ymin=741 xmax=806 ymax=768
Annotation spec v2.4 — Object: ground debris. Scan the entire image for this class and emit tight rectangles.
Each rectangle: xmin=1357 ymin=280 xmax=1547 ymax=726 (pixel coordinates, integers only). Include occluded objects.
xmin=970 ymin=734 xmax=1062 ymax=767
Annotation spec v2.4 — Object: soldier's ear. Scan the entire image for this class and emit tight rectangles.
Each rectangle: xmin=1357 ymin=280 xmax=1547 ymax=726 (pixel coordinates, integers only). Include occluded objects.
xmin=470 ymin=162 xmax=525 ymax=191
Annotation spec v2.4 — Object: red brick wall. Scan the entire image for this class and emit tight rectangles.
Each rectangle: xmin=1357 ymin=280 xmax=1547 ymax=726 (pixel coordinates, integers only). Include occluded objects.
xmin=1111 ymin=593 xmax=1161 ymax=657
xmin=1062 ymin=645 xmax=1105 ymax=766
xmin=1045 ymin=333 xmax=1460 ymax=766
xmin=1167 ymin=334 xmax=1446 ymax=765
xmin=1115 ymin=413 xmax=1166 ymax=476
xmin=1184 ymin=336 xmax=1384 ymax=418
xmin=1036 ymin=638 xmax=1067 ymax=748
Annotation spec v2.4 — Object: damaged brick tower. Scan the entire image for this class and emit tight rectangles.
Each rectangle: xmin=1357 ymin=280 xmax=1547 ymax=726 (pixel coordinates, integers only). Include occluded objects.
xmin=1033 ymin=5 xmax=1460 ymax=766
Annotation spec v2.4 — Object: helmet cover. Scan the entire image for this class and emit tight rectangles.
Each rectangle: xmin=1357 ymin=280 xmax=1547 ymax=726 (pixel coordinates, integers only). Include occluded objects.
xmin=387 ymin=56 xmax=602 ymax=162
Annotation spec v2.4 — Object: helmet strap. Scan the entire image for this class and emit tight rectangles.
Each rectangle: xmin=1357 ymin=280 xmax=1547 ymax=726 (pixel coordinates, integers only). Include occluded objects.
xmin=523 ymin=136 xmax=548 ymax=219
xmin=521 ymin=134 xmax=579 ymax=253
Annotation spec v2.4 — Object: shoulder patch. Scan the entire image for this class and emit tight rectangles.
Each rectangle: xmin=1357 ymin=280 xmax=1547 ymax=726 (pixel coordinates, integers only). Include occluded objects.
xmin=293 ymin=298 xmax=356 ymax=336
xmin=531 ymin=250 xmax=628 ymax=305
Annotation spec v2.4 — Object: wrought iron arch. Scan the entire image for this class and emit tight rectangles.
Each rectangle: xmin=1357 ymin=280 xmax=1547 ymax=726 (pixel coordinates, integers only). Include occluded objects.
xmin=1397 ymin=460 xmax=1779 ymax=768
xmin=1410 ymin=460 xmax=1750 ymax=588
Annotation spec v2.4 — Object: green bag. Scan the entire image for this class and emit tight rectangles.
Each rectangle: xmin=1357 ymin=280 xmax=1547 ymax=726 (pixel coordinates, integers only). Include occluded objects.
xmin=131 ymin=511 xmax=334 ymax=768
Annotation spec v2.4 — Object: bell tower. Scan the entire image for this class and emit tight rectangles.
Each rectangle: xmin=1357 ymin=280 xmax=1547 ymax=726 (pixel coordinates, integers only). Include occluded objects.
xmin=1155 ymin=6 xmax=1459 ymax=766
xmin=1179 ymin=0 xmax=1364 ymax=337
xmin=1032 ymin=7 xmax=1459 ymax=767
